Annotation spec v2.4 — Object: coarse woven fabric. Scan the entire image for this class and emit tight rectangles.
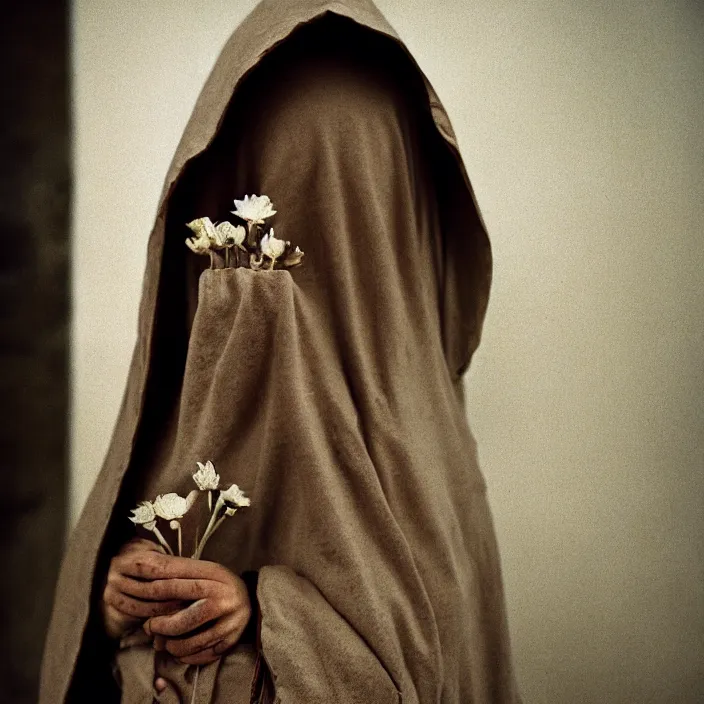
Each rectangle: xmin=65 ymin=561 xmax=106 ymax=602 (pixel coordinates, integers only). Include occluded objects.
xmin=40 ymin=1 xmax=522 ymax=703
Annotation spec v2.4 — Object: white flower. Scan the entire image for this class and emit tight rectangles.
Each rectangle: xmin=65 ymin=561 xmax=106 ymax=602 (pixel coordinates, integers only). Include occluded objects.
xmin=193 ymin=460 xmax=220 ymax=491
xmin=187 ymin=217 xmax=247 ymax=251
xmin=220 ymin=483 xmax=251 ymax=509
xmin=231 ymin=194 xmax=277 ymax=224
xmin=185 ymin=217 xmax=221 ymax=252
xmin=185 ymin=224 xmax=211 ymax=254
xmin=215 ymin=221 xmax=246 ymax=249
xmin=153 ymin=491 xmax=198 ymax=521
xmin=129 ymin=501 xmax=156 ymax=525
xmin=260 ymin=229 xmax=286 ymax=262
xmin=283 ymin=245 xmax=305 ymax=268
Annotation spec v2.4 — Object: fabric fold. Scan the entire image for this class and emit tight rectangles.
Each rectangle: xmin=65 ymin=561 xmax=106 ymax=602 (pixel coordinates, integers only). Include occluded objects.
xmin=40 ymin=3 xmax=520 ymax=703
xmin=257 ymin=565 xmax=403 ymax=704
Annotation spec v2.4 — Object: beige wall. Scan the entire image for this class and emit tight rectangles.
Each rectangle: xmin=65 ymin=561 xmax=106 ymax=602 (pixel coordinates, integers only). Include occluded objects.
xmin=71 ymin=1 xmax=703 ymax=702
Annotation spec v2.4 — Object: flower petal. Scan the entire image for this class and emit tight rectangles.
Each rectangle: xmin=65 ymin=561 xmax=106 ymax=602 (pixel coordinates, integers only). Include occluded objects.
xmin=261 ymin=229 xmax=286 ymax=260
xmin=231 ymin=194 xmax=277 ymax=224
xmin=193 ymin=460 xmax=220 ymax=490
xmin=153 ymin=493 xmax=191 ymax=520
xmin=129 ymin=501 xmax=156 ymax=524
xmin=215 ymin=221 xmax=245 ymax=247
xmin=220 ymin=483 xmax=251 ymax=508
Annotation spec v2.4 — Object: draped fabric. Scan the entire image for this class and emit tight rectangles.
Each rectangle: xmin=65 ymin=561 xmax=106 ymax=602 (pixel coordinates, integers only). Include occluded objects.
xmin=40 ymin=3 xmax=520 ymax=703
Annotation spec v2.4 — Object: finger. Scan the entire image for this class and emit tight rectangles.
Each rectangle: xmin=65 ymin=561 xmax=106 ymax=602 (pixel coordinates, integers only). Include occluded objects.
xmin=177 ymin=627 xmax=243 ymax=666
xmin=115 ymin=552 xmax=226 ymax=582
xmin=111 ymin=573 xmax=214 ymax=603
xmin=104 ymin=585 xmax=187 ymax=619
xmin=107 ymin=594 xmax=185 ymax=620
xmin=108 ymin=542 xmax=165 ymax=582
xmin=146 ymin=598 xmax=223 ymax=637
xmin=165 ymin=612 xmax=245 ymax=658
xmin=154 ymin=677 xmax=168 ymax=693
xmin=212 ymin=626 xmax=244 ymax=656
xmin=115 ymin=576 xmax=219 ymax=603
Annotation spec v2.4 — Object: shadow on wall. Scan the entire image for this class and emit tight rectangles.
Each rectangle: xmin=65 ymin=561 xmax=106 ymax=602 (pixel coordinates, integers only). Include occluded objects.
xmin=0 ymin=3 xmax=70 ymax=703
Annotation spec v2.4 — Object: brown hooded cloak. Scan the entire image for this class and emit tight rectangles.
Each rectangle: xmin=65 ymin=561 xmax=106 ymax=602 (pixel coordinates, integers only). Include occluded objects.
xmin=40 ymin=1 xmax=521 ymax=702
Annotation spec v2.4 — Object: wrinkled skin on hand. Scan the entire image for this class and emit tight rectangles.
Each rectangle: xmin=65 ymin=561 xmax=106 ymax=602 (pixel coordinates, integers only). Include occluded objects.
xmin=107 ymin=542 xmax=252 ymax=666
xmin=101 ymin=537 xmax=187 ymax=641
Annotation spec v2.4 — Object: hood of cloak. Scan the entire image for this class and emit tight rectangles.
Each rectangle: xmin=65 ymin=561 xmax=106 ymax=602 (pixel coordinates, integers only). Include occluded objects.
xmin=41 ymin=2 xmax=520 ymax=703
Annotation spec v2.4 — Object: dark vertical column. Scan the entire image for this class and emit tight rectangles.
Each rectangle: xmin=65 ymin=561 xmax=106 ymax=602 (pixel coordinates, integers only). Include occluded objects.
xmin=0 ymin=2 xmax=70 ymax=703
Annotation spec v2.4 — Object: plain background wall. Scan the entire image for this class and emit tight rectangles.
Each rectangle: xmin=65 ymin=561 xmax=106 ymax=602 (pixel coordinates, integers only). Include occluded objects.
xmin=71 ymin=1 xmax=704 ymax=702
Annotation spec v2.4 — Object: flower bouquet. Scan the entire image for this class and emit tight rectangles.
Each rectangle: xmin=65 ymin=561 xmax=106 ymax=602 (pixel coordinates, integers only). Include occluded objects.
xmin=127 ymin=461 xmax=251 ymax=702
xmin=129 ymin=461 xmax=250 ymax=559
xmin=185 ymin=194 xmax=304 ymax=270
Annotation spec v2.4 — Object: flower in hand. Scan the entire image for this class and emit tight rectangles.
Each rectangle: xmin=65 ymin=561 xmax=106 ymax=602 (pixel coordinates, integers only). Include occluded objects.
xmin=220 ymin=483 xmax=251 ymax=509
xmin=101 ymin=537 xmax=188 ymax=641
xmin=153 ymin=491 xmax=198 ymax=521
xmin=192 ymin=461 xmax=220 ymax=491
xmin=119 ymin=549 xmax=252 ymax=665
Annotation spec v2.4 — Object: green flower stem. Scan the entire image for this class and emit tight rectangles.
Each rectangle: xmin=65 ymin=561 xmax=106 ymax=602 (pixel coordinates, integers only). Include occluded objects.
xmin=225 ymin=248 xmax=230 ymax=268
xmin=177 ymin=524 xmax=183 ymax=557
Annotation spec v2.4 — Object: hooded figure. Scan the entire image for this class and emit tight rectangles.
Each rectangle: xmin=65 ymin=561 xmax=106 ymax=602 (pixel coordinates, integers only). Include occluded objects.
xmin=41 ymin=1 xmax=522 ymax=702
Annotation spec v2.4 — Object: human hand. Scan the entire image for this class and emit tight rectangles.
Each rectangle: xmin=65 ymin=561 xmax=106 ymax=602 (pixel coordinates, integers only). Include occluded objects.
xmin=118 ymin=550 xmax=252 ymax=665
xmin=101 ymin=537 xmax=188 ymax=640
